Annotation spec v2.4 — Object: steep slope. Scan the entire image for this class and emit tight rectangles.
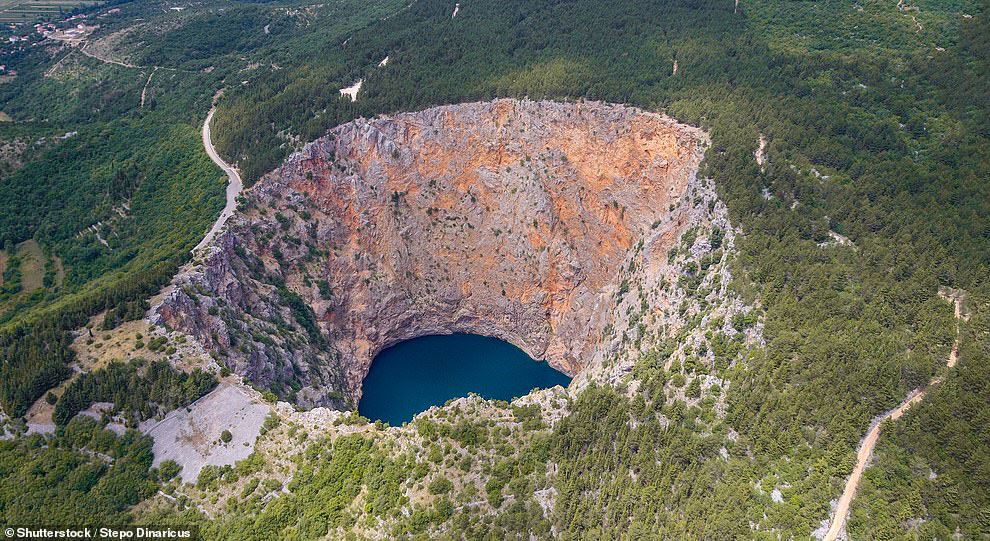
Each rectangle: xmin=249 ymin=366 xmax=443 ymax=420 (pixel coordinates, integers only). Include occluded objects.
xmin=154 ymin=99 xmax=723 ymax=408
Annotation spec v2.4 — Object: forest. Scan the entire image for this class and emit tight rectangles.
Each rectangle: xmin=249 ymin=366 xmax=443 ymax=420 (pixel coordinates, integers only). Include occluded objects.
xmin=53 ymin=358 xmax=217 ymax=427
xmin=0 ymin=62 xmax=226 ymax=415
xmin=848 ymin=295 xmax=990 ymax=538
xmin=0 ymin=0 xmax=985 ymax=537
xmin=0 ymin=0 xmax=404 ymax=418
xmin=0 ymin=417 xmax=162 ymax=526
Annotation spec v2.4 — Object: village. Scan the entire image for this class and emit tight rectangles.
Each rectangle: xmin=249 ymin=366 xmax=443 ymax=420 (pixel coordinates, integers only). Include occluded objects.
xmin=0 ymin=4 xmax=118 ymax=66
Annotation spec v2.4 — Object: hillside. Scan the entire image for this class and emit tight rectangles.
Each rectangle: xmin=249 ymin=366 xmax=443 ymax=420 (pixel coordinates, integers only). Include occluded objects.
xmin=0 ymin=0 xmax=987 ymax=538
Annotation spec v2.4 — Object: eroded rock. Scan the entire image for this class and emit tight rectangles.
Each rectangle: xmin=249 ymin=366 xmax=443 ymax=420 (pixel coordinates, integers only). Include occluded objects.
xmin=155 ymin=99 xmax=718 ymax=409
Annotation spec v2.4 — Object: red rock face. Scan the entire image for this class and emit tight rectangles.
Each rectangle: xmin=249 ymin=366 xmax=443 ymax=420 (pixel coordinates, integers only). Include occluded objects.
xmin=156 ymin=100 xmax=712 ymax=408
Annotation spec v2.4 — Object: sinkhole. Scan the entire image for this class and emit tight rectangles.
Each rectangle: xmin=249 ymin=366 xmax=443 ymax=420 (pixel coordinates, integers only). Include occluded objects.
xmin=157 ymin=99 xmax=712 ymax=411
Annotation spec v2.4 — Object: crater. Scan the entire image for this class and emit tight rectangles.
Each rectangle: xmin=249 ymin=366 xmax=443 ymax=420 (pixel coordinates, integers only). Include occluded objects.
xmin=156 ymin=99 xmax=716 ymax=409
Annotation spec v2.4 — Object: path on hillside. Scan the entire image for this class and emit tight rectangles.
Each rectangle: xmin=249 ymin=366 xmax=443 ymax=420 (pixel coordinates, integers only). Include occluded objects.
xmin=823 ymin=294 xmax=964 ymax=541
xmin=193 ymin=103 xmax=243 ymax=253
xmin=79 ymin=41 xmax=142 ymax=68
xmin=896 ymin=0 xmax=924 ymax=33
xmin=46 ymin=39 xmax=192 ymax=79
xmin=73 ymin=41 xmax=190 ymax=72
xmin=52 ymin=41 xmax=234 ymax=251
xmin=43 ymin=49 xmax=74 ymax=77
xmin=140 ymin=67 xmax=158 ymax=107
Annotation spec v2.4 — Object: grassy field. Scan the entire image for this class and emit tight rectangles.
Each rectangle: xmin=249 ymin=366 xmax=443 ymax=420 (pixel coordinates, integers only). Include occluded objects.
xmin=0 ymin=0 xmax=101 ymax=24
xmin=0 ymin=239 xmax=59 ymax=315
xmin=16 ymin=239 xmax=43 ymax=292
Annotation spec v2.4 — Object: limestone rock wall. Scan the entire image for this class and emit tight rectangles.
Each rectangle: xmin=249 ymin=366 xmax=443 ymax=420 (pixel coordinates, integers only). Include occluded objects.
xmin=155 ymin=99 xmax=715 ymax=408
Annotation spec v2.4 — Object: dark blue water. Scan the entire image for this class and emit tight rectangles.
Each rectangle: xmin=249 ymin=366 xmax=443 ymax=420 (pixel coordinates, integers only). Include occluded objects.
xmin=358 ymin=333 xmax=571 ymax=426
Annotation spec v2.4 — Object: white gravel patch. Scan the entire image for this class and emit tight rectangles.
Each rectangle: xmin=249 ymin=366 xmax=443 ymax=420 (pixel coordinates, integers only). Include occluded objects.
xmin=142 ymin=384 xmax=271 ymax=483
xmin=339 ymin=80 xmax=362 ymax=101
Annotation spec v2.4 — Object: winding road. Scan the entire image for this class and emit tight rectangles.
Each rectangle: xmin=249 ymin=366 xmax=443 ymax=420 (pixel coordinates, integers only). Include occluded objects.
xmin=193 ymin=105 xmax=243 ymax=253
xmin=56 ymin=39 xmax=237 ymax=252
xmin=822 ymin=294 xmax=964 ymax=541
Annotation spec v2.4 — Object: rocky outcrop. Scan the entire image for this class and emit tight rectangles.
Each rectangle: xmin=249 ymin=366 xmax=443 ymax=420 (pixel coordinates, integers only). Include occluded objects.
xmin=155 ymin=99 xmax=721 ymax=409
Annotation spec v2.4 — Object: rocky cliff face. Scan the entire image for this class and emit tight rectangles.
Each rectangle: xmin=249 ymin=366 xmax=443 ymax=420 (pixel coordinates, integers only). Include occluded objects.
xmin=155 ymin=99 xmax=724 ymax=409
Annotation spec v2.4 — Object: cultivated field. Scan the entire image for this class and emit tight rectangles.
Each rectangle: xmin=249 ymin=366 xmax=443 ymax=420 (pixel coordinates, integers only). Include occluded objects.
xmin=0 ymin=0 xmax=101 ymax=24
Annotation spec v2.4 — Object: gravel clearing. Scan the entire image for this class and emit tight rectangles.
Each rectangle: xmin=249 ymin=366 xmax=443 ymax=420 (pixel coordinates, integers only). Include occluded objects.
xmin=142 ymin=383 xmax=271 ymax=483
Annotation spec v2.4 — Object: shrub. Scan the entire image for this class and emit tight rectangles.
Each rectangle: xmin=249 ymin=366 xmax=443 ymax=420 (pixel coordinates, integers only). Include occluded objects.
xmin=429 ymin=477 xmax=453 ymax=495
xmin=686 ymin=377 xmax=702 ymax=399
xmin=159 ymin=460 xmax=182 ymax=481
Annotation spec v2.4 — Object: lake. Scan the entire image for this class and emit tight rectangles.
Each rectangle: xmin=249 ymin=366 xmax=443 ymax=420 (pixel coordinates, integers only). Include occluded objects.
xmin=358 ymin=333 xmax=571 ymax=426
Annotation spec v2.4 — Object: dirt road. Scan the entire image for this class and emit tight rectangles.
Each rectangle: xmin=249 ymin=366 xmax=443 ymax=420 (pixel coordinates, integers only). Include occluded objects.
xmin=822 ymin=295 xmax=964 ymax=540
xmin=140 ymin=67 xmax=158 ymax=107
xmin=79 ymin=42 xmax=141 ymax=68
xmin=72 ymin=41 xmax=189 ymax=73
xmin=193 ymin=105 xmax=243 ymax=252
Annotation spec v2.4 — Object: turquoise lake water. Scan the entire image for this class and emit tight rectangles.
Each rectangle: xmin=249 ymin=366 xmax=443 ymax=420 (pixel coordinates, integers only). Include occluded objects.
xmin=357 ymin=333 xmax=571 ymax=426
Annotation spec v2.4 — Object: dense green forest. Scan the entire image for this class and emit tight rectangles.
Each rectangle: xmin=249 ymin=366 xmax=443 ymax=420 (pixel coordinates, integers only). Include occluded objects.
xmin=0 ymin=0 xmax=986 ymax=537
xmin=53 ymin=358 xmax=217 ymax=427
xmin=849 ymin=295 xmax=990 ymax=538
xmin=208 ymin=0 xmax=989 ymax=535
xmin=0 ymin=417 xmax=162 ymax=526
xmin=0 ymin=55 xmax=226 ymax=414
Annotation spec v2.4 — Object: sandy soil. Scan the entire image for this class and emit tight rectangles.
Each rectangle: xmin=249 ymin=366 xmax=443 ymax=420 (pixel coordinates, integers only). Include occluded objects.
xmin=755 ymin=134 xmax=767 ymax=168
xmin=25 ymin=305 xmax=217 ymax=426
xmin=26 ymin=317 xmax=166 ymax=426
xmin=73 ymin=318 xmax=151 ymax=369
xmin=822 ymin=294 xmax=965 ymax=541
xmin=24 ymin=377 xmax=73 ymax=425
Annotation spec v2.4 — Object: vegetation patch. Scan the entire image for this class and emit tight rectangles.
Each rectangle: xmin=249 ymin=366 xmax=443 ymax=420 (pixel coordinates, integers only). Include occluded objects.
xmin=53 ymin=357 xmax=216 ymax=427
